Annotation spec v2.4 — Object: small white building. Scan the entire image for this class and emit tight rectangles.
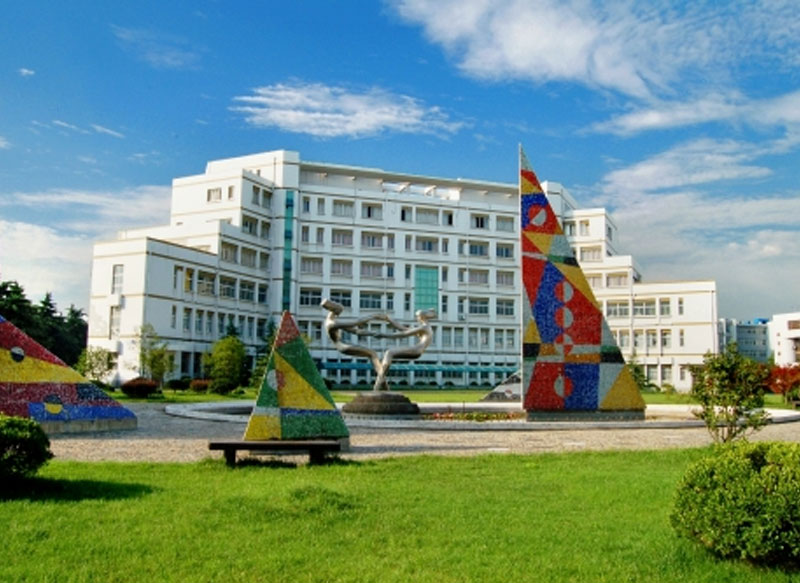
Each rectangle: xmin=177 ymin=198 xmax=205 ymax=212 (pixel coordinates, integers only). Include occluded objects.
xmin=88 ymin=149 xmax=719 ymax=391
xmin=769 ymin=312 xmax=800 ymax=366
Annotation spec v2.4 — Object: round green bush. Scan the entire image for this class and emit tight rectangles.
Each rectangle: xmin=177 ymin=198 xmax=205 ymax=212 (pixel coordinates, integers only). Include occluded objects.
xmin=671 ymin=441 xmax=800 ymax=566
xmin=0 ymin=415 xmax=54 ymax=478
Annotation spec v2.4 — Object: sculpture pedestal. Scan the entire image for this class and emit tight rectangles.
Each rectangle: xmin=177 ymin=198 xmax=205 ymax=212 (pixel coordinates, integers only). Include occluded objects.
xmin=342 ymin=392 xmax=420 ymax=417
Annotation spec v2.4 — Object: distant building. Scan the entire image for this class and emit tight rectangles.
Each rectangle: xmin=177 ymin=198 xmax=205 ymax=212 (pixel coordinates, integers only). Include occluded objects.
xmin=769 ymin=312 xmax=800 ymax=366
xmin=88 ymin=150 xmax=718 ymax=391
xmin=718 ymin=318 xmax=771 ymax=363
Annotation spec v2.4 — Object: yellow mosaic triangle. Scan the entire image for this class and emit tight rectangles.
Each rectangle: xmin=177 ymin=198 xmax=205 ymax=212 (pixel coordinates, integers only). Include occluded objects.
xmin=274 ymin=351 xmax=338 ymax=411
xmin=599 ymin=367 xmax=646 ymax=410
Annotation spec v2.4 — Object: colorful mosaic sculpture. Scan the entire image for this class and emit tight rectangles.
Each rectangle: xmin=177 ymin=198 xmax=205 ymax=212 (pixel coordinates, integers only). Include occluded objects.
xmin=519 ymin=148 xmax=645 ymax=416
xmin=244 ymin=311 xmax=349 ymax=440
xmin=0 ymin=314 xmax=137 ymax=432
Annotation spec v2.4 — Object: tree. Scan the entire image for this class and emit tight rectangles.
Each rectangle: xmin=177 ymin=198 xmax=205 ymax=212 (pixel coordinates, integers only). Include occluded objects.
xmin=76 ymin=346 xmax=117 ymax=383
xmin=690 ymin=342 xmax=770 ymax=443
xmin=204 ymin=336 xmax=247 ymax=394
xmin=767 ymin=365 xmax=800 ymax=403
xmin=133 ymin=324 xmax=173 ymax=386
xmin=626 ymin=352 xmax=656 ymax=392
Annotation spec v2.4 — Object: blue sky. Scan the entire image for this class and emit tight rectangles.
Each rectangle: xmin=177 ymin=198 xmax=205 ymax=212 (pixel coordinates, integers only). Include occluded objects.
xmin=1 ymin=0 xmax=799 ymax=320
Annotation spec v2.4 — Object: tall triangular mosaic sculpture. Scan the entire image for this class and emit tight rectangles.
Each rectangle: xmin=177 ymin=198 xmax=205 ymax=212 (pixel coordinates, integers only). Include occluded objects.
xmin=519 ymin=147 xmax=645 ymax=417
xmin=244 ymin=311 xmax=349 ymax=440
xmin=0 ymin=314 xmax=137 ymax=432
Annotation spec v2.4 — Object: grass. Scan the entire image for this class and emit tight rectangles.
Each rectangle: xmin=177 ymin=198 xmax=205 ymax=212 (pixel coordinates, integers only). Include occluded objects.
xmin=2 ymin=449 xmax=797 ymax=582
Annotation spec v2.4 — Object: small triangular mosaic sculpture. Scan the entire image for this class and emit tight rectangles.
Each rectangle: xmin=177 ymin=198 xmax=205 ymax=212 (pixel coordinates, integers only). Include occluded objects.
xmin=519 ymin=147 xmax=645 ymax=415
xmin=244 ymin=311 xmax=349 ymax=440
xmin=0 ymin=313 xmax=137 ymax=432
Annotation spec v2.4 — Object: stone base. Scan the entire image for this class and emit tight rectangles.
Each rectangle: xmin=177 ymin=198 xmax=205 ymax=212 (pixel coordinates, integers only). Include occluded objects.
xmin=342 ymin=392 xmax=420 ymax=417
xmin=526 ymin=409 xmax=646 ymax=422
xmin=41 ymin=417 xmax=138 ymax=434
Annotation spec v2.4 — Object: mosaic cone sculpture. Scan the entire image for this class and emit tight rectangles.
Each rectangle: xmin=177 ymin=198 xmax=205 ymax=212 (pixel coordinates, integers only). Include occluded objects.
xmin=244 ymin=311 xmax=349 ymax=440
xmin=0 ymin=314 xmax=136 ymax=432
xmin=519 ymin=147 xmax=645 ymax=417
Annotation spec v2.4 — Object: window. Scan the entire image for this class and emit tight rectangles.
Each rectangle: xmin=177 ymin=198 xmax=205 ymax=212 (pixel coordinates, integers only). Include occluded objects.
xmin=404 ymin=293 xmax=411 ymax=311
xmin=331 ymin=259 xmax=352 ymax=277
xmin=496 ymin=216 xmax=514 ymax=232
xmin=302 ymin=196 xmax=311 ymax=213
xmin=332 ymin=229 xmax=353 ymax=246
xmin=468 ymin=270 xmax=489 ymax=285
xmin=241 ymin=248 xmax=256 ymax=268
xmin=441 ymin=267 xmax=448 ymax=282
xmin=678 ymin=298 xmax=684 ymax=315
xmin=496 ymin=299 xmax=514 ymax=316
xmin=441 ymin=294 xmax=448 ymax=314
xmin=220 ymin=277 xmax=236 ymax=299
xmin=317 ymin=198 xmax=325 ymax=215
xmin=184 ymin=268 xmax=194 ymax=292
xmin=332 ymin=200 xmax=354 ymax=217
xmin=443 ymin=211 xmax=454 ymax=226
xmin=171 ymin=306 xmax=177 ymax=328
xmin=633 ymin=299 xmax=656 ymax=316
xmin=400 ymin=206 xmax=412 ymax=222
xmin=607 ymin=226 xmax=613 ymax=241
xmin=256 ymin=319 xmax=267 ymax=339
xmin=659 ymin=299 xmax=671 ymax=317
xmin=257 ymin=284 xmax=268 ymax=304
xmin=468 ymin=241 xmax=488 ymax=257
xmin=242 ymin=215 xmax=258 ymax=235
xmin=362 ymin=203 xmax=383 ymax=220
xmin=454 ymin=328 xmax=464 ymax=347
xmin=587 ymin=275 xmax=601 ymax=288
xmin=496 ymin=243 xmax=513 ymax=259
xmin=361 ymin=232 xmax=383 ymax=249
xmin=173 ymin=266 xmax=182 ymax=290
xmin=606 ymin=273 xmax=628 ymax=287
xmin=239 ymin=281 xmax=255 ymax=302
xmin=468 ymin=297 xmax=489 ymax=315
xmin=661 ymin=365 xmax=672 ymax=383
xmin=228 ymin=185 xmax=235 ymax=200
xmin=111 ymin=264 xmax=123 ymax=294
xmin=301 ymin=226 xmax=310 ymax=243
xmin=580 ymin=247 xmax=602 ymax=262
xmin=679 ymin=329 xmax=685 ymax=347
xmin=564 ymin=221 xmax=576 ymax=236
xmin=259 ymin=252 xmax=269 ymax=270
xmin=330 ymin=290 xmax=352 ymax=307
xmin=221 ymin=242 xmax=237 ymax=263
xmin=360 ymin=292 xmax=382 ymax=310
xmin=661 ymin=329 xmax=672 ymax=348
xmin=361 ymin=262 xmax=384 ymax=278
xmin=416 ymin=208 xmax=438 ymax=225
xmin=646 ymin=330 xmax=657 ymax=348
xmin=262 ymin=191 xmax=272 ymax=208
xmin=618 ymin=330 xmax=630 ymax=348
xmin=206 ymin=311 xmax=214 ymax=335
xmin=198 ymin=272 xmax=215 ymax=296
xmin=252 ymin=185 xmax=260 ymax=205
xmin=634 ymin=330 xmax=644 ymax=349
xmin=579 ymin=220 xmax=590 ymax=236
xmin=196 ymin=310 xmax=204 ymax=334
xmin=300 ymin=257 xmax=322 ymax=274
xmin=416 ymin=237 xmax=438 ymax=253
xmin=470 ymin=214 xmax=488 ymax=229
xmin=316 ymin=228 xmax=324 ymax=244
xmin=606 ymin=301 xmax=629 ymax=318
xmin=206 ymin=187 xmax=221 ymax=202
xmin=183 ymin=308 xmax=192 ymax=332
xmin=299 ymin=288 xmax=322 ymax=306
xmin=497 ymin=271 xmax=514 ymax=286
xmin=109 ymin=306 xmax=120 ymax=339
xmin=506 ymin=328 xmax=516 ymax=349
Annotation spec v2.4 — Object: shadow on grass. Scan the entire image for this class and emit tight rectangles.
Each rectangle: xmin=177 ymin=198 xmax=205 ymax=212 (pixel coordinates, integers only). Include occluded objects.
xmin=221 ymin=456 xmax=364 ymax=469
xmin=0 ymin=476 xmax=155 ymax=502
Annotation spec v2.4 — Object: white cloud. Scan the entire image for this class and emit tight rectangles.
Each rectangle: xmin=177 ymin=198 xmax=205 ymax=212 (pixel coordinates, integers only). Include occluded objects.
xmin=112 ymin=25 xmax=201 ymax=70
xmin=0 ymin=136 xmax=10 ymax=149
xmin=231 ymin=81 xmax=464 ymax=138
xmin=391 ymin=0 xmax=800 ymax=100
xmin=0 ymin=220 xmax=93 ymax=311
xmin=52 ymin=119 xmax=90 ymax=134
xmin=0 ymin=186 xmax=171 ymax=311
xmin=593 ymin=90 xmax=800 ymax=135
xmin=18 ymin=68 xmax=35 ymax=77
xmin=91 ymin=124 xmax=125 ymax=139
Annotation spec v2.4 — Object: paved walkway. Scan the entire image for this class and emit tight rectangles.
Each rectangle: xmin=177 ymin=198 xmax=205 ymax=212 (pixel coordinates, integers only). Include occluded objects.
xmin=48 ymin=402 xmax=800 ymax=464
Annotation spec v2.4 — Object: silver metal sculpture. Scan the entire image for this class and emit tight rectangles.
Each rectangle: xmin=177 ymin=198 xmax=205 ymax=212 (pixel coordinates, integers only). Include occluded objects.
xmin=321 ymin=298 xmax=436 ymax=391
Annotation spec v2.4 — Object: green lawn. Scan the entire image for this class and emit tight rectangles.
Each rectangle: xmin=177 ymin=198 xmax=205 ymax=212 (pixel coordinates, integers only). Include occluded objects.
xmin=2 ymin=449 xmax=796 ymax=582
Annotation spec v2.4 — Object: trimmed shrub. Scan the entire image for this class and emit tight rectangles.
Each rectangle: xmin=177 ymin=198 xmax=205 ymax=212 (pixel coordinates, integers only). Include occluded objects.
xmin=189 ymin=379 xmax=210 ymax=393
xmin=165 ymin=377 xmax=190 ymax=391
xmin=120 ymin=377 xmax=159 ymax=399
xmin=671 ymin=441 xmax=800 ymax=566
xmin=0 ymin=415 xmax=53 ymax=479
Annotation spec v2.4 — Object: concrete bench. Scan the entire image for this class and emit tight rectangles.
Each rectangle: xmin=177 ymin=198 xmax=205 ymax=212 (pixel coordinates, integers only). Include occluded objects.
xmin=208 ymin=439 xmax=341 ymax=467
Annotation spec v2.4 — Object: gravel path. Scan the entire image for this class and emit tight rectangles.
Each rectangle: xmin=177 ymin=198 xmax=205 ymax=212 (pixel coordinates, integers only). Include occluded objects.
xmin=48 ymin=403 xmax=800 ymax=464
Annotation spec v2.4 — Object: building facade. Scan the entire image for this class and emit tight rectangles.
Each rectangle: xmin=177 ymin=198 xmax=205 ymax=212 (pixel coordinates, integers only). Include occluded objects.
xmin=768 ymin=312 xmax=800 ymax=366
xmin=88 ymin=150 xmax=718 ymax=391
xmin=718 ymin=318 xmax=771 ymax=362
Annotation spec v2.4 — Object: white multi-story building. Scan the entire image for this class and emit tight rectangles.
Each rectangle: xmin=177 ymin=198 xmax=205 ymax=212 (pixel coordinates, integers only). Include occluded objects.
xmin=88 ymin=149 xmax=718 ymax=391
xmin=718 ymin=318 xmax=771 ymax=362
xmin=769 ymin=312 xmax=800 ymax=366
